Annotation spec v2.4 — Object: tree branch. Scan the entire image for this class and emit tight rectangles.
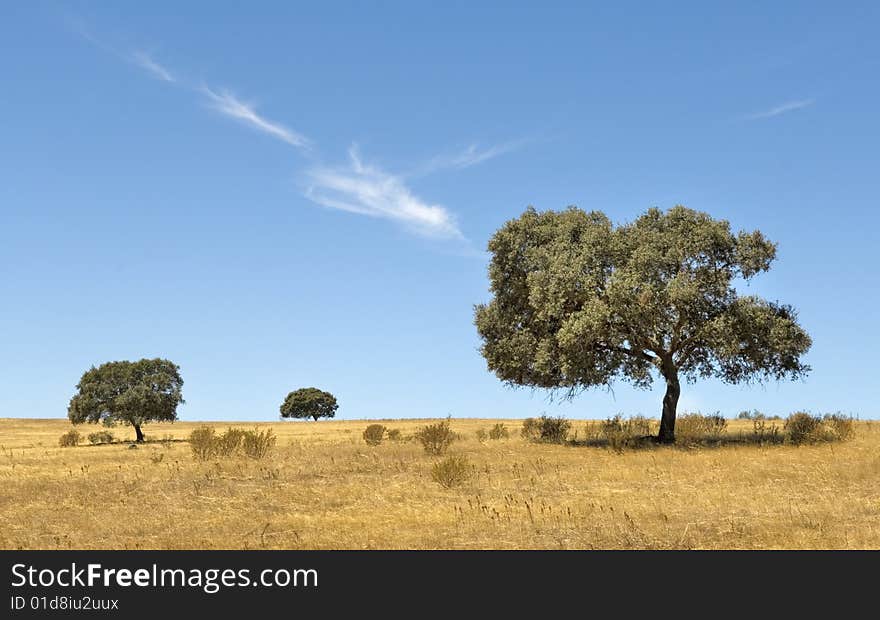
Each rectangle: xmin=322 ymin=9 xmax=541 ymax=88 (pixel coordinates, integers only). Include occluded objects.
xmin=597 ymin=343 xmax=656 ymax=363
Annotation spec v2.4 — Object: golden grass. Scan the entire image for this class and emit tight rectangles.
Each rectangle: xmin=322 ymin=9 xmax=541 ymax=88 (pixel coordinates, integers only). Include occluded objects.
xmin=1 ymin=417 xmax=878 ymax=549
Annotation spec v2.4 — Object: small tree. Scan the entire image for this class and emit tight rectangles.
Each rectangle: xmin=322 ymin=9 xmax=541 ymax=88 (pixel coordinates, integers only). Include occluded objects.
xmin=279 ymin=387 xmax=338 ymax=421
xmin=67 ymin=358 xmax=184 ymax=442
xmin=475 ymin=206 xmax=811 ymax=443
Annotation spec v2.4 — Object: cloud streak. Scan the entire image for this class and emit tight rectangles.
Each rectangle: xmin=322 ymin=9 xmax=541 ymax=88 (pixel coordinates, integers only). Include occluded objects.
xmin=202 ymin=87 xmax=311 ymax=149
xmin=304 ymin=146 xmax=463 ymax=239
xmin=73 ymin=21 xmax=480 ymax=242
xmin=131 ymin=51 xmax=176 ymax=82
xmin=745 ymin=99 xmax=814 ymax=120
xmin=416 ymin=140 xmax=525 ymax=176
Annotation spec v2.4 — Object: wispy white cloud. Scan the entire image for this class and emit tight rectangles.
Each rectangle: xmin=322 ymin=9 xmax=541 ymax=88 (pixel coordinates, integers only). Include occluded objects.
xmin=304 ymin=146 xmax=463 ymax=239
xmin=745 ymin=98 xmax=815 ymax=120
xmin=416 ymin=140 xmax=525 ymax=176
xmin=72 ymin=20 xmax=468 ymax=241
xmin=201 ymin=87 xmax=310 ymax=149
xmin=131 ymin=51 xmax=176 ymax=83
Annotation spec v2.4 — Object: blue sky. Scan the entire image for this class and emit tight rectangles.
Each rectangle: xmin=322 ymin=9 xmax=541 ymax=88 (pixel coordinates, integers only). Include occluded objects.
xmin=2 ymin=2 xmax=878 ymax=421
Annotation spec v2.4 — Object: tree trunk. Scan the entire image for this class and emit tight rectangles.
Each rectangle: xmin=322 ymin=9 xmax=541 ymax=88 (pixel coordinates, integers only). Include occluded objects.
xmin=134 ymin=423 xmax=145 ymax=443
xmin=658 ymin=363 xmax=680 ymax=444
xmin=312 ymin=415 xmax=319 ymax=422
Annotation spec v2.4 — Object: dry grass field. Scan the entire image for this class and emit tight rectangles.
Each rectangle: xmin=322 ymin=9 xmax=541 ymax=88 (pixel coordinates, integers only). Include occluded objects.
xmin=1 ymin=417 xmax=878 ymax=549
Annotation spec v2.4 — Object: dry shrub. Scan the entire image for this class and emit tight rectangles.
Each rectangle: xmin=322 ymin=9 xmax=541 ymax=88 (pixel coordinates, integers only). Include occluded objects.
xmin=87 ymin=431 xmax=114 ymax=445
xmin=188 ymin=426 xmax=216 ymax=460
xmin=58 ymin=430 xmax=81 ymax=448
xmin=521 ymin=416 xmax=570 ymax=444
xmin=416 ymin=418 xmax=456 ymax=455
xmin=363 ymin=424 xmax=387 ymax=446
xmin=752 ymin=419 xmax=782 ymax=444
xmin=785 ymin=412 xmax=856 ymax=445
xmin=475 ymin=428 xmax=488 ymax=443
xmin=488 ymin=423 xmax=509 ymax=440
xmin=385 ymin=428 xmax=403 ymax=442
xmin=214 ymin=428 xmax=247 ymax=456
xmin=675 ymin=413 xmax=728 ymax=444
xmin=188 ymin=426 xmax=275 ymax=460
xmin=241 ymin=428 xmax=276 ymax=459
xmin=599 ymin=415 xmax=653 ymax=451
xmin=431 ymin=455 xmax=472 ymax=488
xmin=784 ymin=412 xmax=823 ymax=445
xmin=823 ymin=414 xmax=855 ymax=442
xmin=521 ymin=418 xmax=540 ymax=441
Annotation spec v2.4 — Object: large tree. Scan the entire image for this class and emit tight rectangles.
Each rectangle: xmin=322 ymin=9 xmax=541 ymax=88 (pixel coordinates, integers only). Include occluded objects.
xmin=280 ymin=387 xmax=338 ymax=421
xmin=68 ymin=358 xmax=184 ymax=442
xmin=475 ymin=206 xmax=811 ymax=443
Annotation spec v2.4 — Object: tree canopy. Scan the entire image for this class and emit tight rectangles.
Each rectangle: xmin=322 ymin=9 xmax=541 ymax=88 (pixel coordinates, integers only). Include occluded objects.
xmin=474 ymin=205 xmax=811 ymax=442
xmin=67 ymin=358 xmax=184 ymax=442
xmin=280 ymin=387 xmax=338 ymax=421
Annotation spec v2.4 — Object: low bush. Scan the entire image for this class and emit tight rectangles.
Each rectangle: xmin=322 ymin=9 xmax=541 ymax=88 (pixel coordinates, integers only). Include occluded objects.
xmin=59 ymin=430 xmax=81 ymax=448
xmin=823 ymin=414 xmax=855 ymax=442
xmin=363 ymin=424 xmax=387 ymax=446
xmin=488 ymin=423 xmax=509 ymax=440
xmin=188 ymin=426 xmax=216 ymax=460
xmin=752 ymin=419 xmax=781 ymax=444
xmin=521 ymin=416 xmax=571 ymax=444
xmin=385 ymin=428 xmax=403 ymax=442
xmin=521 ymin=418 xmax=540 ymax=441
xmin=188 ymin=426 xmax=275 ymax=460
xmin=599 ymin=415 xmax=653 ymax=451
xmin=87 ymin=431 xmax=114 ymax=445
xmin=474 ymin=428 xmax=488 ymax=443
xmin=431 ymin=455 xmax=472 ymax=488
xmin=784 ymin=412 xmax=823 ymax=445
xmin=416 ymin=418 xmax=456 ymax=455
xmin=784 ymin=412 xmax=856 ymax=445
xmin=675 ymin=413 xmax=728 ymax=444
xmin=214 ymin=428 xmax=247 ymax=457
xmin=241 ymin=428 xmax=276 ymax=459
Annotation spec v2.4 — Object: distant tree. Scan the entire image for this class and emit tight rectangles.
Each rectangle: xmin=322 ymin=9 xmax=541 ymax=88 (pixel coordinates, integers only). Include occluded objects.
xmin=68 ymin=358 xmax=184 ymax=442
xmin=280 ymin=388 xmax=338 ymax=421
xmin=475 ymin=205 xmax=811 ymax=443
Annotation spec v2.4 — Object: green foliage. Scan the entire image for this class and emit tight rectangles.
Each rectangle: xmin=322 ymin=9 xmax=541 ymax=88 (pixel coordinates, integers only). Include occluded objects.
xmin=675 ymin=413 xmax=728 ymax=444
xmin=67 ymin=358 xmax=183 ymax=442
xmin=279 ymin=387 xmax=338 ymax=421
xmin=415 ymin=418 xmax=456 ymax=455
xmin=363 ymin=424 xmax=387 ymax=446
xmin=520 ymin=416 xmax=571 ymax=444
xmin=58 ymin=430 xmax=81 ymax=448
xmin=188 ymin=426 xmax=275 ymax=460
xmin=431 ymin=455 xmax=472 ymax=488
xmin=474 ymin=206 xmax=811 ymax=441
xmin=87 ymin=431 xmax=114 ymax=445
xmin=488 ymin=423 xmax=510 ymax=440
